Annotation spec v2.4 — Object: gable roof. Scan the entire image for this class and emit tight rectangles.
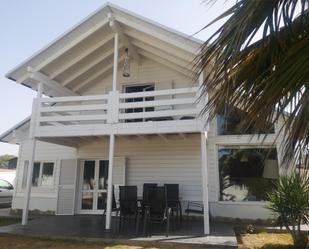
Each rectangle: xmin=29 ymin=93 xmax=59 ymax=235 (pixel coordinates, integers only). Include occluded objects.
xmin=6 ymin=3 xmax=202 ymax=97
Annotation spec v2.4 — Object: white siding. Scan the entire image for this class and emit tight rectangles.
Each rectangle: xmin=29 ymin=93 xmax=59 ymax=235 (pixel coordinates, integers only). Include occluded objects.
xmin=77 ymin=135 xmax=203 ymax=202
xmin=82 ymin=58 xmax=195 ymax=95
xmin=12 ymin=135 xmax=77 ymax=212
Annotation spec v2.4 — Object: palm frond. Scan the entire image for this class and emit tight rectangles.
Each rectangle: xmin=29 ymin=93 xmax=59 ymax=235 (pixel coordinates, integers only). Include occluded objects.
xmin=195 ymin=0 xmax=309 ymax=167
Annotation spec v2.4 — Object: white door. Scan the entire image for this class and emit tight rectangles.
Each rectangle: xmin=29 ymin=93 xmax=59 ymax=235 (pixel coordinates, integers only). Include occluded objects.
xmin=78 ymin=160 xmax=109 ymax=214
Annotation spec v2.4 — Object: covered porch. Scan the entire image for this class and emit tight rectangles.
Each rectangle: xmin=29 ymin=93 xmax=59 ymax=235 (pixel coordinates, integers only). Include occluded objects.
xmin=0 ymin=215 xmax=237 ymax=247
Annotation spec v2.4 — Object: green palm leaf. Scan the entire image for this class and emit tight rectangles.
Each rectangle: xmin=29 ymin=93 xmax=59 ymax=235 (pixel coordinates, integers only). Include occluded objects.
xmin=195 ymin=0 xmax=309 ymax=167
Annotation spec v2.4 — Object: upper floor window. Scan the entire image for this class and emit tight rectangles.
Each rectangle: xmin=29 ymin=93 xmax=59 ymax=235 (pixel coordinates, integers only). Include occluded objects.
xmin=22 ymin=161 xmax=55 ymax=188
xmin=217 ymin=106 xmax=275 ymax=135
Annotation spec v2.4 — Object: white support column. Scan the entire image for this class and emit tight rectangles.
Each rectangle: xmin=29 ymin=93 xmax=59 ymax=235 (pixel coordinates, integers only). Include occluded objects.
xmin=105 ymin=134 xmax=115 ymax=230
xmin=105 ymin=31 xmax=119 ymax=230
xmin=201 ymin=132 xmax=210 ymax=234
xmin=22 ymin=82 xmax=43 ymax=226
xmin=112 ymin=33 xmax=119 ymax=91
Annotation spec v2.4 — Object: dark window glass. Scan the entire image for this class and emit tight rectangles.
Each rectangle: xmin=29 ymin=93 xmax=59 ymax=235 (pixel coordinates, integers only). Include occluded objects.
xmin=219 ymin=148 xmax=278 ymax=201
xmin=32 ymin=163 xmax=40 ymax=187
xmin=41 ymin=163 xmax=54 ymax=186
xmin=82 ymin=192 xmax=93 ymax=210
xmin=98 ymin=160 xmax=109 ymax=190
xmin=83 ymin=161 xmax=95 ymax=190
xmin=217 ymin=106 xmax=275 ymax=135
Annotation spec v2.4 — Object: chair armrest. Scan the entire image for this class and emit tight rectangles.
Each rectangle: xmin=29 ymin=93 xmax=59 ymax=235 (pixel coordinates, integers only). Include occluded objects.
xmin=186 ymin=201 xmax=204 ymax=211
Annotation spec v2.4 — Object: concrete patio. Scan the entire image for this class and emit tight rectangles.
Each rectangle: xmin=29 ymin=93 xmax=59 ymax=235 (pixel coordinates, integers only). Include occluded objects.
xmin=0 ymin=215 xmax=237 ymax=248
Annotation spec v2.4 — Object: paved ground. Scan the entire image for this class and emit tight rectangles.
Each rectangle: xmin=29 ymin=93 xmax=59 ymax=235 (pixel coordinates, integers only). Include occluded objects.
xmin=0 ymin=215 xmax=237 ymax=248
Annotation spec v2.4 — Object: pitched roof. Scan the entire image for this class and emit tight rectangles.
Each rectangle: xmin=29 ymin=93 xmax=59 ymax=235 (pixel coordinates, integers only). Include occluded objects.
xmin=6 ymin=3 xmax=202 ymax=97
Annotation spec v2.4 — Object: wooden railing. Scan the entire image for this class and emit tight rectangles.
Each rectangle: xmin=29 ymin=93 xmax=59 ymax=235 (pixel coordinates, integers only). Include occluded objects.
xmin=35 ymin=87 xmax=200 ymax=134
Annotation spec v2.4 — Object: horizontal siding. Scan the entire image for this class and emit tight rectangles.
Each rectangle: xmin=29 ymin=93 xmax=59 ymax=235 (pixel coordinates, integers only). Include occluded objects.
xmin=13 ymin=137 xmax=77 ymax=211
xmin=83 ymin=58 xmax=195 ymax=95
xmin=78 ymin=134 xmax=203 ymax=201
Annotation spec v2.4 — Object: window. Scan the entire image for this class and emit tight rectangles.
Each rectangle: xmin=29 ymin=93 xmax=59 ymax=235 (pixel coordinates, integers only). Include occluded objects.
xmin=23 ymin=161 xmax=54 ymax=188
xmin=217 ymin=106 xmax=275 ymax=135
xmin=41 ymin=163 xmax=54 ymax=186
xmin=218 ymin=147 xmax=278 ymax=201
xmin=0 ymin=179 xmax=13 ymax=190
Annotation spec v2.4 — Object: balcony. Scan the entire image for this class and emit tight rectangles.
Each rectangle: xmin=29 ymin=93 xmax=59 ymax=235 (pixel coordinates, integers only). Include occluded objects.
xmin=33 ymin=87 xmax=203 ymax=138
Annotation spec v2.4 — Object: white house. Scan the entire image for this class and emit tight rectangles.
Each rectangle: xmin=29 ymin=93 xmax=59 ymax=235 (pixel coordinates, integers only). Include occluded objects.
xmin=0 ymin=3 xmax=285 ymax=234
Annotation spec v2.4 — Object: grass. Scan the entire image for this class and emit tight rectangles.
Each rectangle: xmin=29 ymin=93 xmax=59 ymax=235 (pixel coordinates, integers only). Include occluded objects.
xmin=238 ymin=232 xmax=308 ymax=249
xmin=0 ymin=235 xmax=213 ymax=249
xmin=0 ymin=217 xmax=20 ymax=227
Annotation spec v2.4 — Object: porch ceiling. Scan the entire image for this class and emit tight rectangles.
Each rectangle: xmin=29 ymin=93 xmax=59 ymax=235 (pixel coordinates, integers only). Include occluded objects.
xmin=6 ymin=3 xmax=202 ymax=97
xmin=38 ymin=133 xmax=199 ymax=148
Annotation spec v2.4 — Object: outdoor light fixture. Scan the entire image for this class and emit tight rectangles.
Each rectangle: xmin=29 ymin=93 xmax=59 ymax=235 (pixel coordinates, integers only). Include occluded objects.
xmin=123 ymin=48 xmax=130 ymax=77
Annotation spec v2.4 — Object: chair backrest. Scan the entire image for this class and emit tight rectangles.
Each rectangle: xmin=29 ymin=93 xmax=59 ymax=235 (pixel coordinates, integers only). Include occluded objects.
xmin=143 ymin=183 xmax=157 ymax=205
xmin=164 ymin=184 xmax=179 ymax=201
xmin=119 ymin=186 xmax=137 ymax=215
xmin=147 ymin=186 xmax=167 ymax=216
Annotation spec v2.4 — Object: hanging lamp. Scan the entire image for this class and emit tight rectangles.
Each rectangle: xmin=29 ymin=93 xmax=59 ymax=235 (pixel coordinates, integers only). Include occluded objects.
xmin=123 ymin=48 xmax=130 ymax=77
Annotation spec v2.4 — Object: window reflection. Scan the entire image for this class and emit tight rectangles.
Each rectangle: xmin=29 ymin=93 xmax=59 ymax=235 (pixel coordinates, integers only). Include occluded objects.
xmin=32 ymin=162 xmax=40 ymax=187
xmin=98 ymin=160 xmax=109 ymax=190
xmin=219 ymin=148 xmax=279 ymax=201
xmin=217 ymin=106 xmax=275 ymax=135
xmin=83 ymin=161 xmax=95 ymax=190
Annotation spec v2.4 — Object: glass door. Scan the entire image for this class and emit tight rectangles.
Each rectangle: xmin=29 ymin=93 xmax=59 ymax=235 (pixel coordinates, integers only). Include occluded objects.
xmin=79 ymin=160 xmax=109 ymax=214
xmin=96 ymin=160 xmax=109 ymax=211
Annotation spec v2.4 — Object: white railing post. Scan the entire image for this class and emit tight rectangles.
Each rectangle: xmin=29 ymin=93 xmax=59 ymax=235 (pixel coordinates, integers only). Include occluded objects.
xmin=22 ymin=82 xmax=43 ymax=226
xmin=107 ymin=91 xmax=119 ymax=124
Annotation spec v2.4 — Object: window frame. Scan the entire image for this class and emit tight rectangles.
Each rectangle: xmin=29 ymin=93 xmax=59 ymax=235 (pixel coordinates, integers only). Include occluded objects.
xmin=215 ymin=145 xmax=279 ymax=204
xmin=22 ymin=160 xmax=55 ymax=188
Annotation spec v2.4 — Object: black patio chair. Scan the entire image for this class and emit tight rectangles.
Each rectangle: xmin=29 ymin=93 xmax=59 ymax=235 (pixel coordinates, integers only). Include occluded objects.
xmin=142 ymin=183 xmax=157 ymax=207
xmin=185 ymin=201 xmax=204 ymax=221
xmin=119 ymin=186 xmax=140 ymax=232
xmin=143 ymin=186 xmax=171 ymax=237
xmin=164 ymin=184 xmax=182 ymax=224
xmin=102 ymin=186 xmax=119 ymax=216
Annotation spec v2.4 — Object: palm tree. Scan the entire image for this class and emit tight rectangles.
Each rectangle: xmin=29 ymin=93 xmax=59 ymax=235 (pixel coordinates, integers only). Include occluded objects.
xmin=195 ymin=0 xmax=309 ymax=168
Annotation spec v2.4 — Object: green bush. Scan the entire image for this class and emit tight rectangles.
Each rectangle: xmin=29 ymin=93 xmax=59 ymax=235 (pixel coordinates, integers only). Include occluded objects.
xmin=266 ymin=173 xmax=309 ymax=248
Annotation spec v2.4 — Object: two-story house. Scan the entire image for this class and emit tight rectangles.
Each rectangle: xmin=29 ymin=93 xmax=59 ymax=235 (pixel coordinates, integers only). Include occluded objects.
xmin=0 ymin=3 xmax=285 ymax=234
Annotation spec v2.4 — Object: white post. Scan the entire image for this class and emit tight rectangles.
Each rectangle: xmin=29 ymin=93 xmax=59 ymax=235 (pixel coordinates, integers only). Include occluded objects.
xmin=105 ymin=31 xmax=119 ymax=230
xmin=105 ymin=134 xmax=115 ymax=230
xmin=112 ymin=32 xmax=119 ymax=91
xmin=22 ymin=82 xmax=43 ymax=225
xmin=201 ymin=132 xmax=210 ymax=234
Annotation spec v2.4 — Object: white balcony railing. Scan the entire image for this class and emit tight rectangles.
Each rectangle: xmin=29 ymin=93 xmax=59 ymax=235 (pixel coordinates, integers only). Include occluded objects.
xmin=34 ymin=87 xmax=201 ymax=136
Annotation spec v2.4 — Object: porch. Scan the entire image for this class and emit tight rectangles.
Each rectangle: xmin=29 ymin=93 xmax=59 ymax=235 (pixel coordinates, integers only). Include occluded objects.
xmin=0 ymin=215 xmax=237 ymax=247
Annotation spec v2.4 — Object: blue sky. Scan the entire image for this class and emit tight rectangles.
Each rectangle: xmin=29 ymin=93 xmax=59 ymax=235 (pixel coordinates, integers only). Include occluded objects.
xmin=0 ymin=0 xmax=232 ymax=155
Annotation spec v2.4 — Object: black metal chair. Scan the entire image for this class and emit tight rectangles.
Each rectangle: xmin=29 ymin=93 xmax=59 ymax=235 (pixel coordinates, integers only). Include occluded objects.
xmin=164 ymin=184 xmax=182 ymax=224
xmin=142 ymin=183 xmax=157 ymax=206
xmin=102 ymin=186 xmax=119 ymax=216
xmin=143 ymin=186 xmax=171 ymax=237
xmin=119 ymin=186 xmax=140 ymax=232
xmin=185 ymin=201 xmax=204 ymax=221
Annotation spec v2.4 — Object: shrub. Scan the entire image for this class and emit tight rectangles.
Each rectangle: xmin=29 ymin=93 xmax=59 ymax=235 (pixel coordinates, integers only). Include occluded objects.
xmin=266 ymin=173 xmax=309 ymax=248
